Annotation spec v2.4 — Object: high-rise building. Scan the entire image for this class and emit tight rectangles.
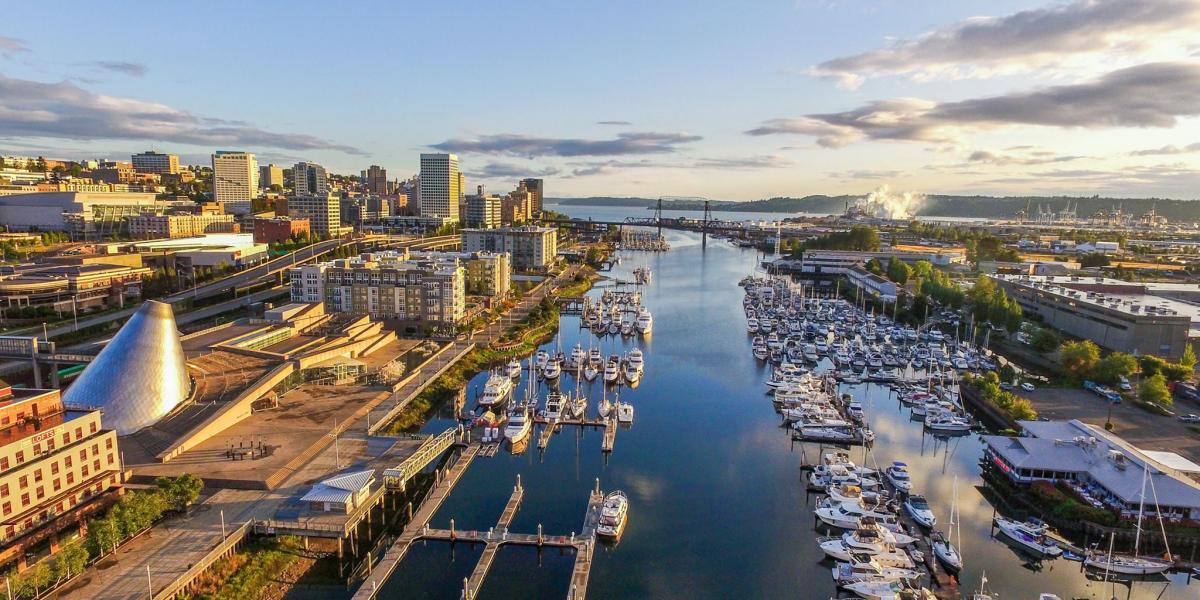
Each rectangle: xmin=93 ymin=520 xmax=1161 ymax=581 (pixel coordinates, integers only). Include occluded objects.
xmin=501 ymin=190 xmax=532 ymax=224
xmin=131 ymin=151 xmax=180 ymax=175
xmin=519 ymin=178 xmax=544 ymax=216
xmin=418 ymin=153 xmax=459 ymax=220
xmin=293 ymin=162 xmax=329 ymax=197
xmin=211 ymin=151 xmax=258 ymax=214
xmin=465 ymin=191 xmax=501 ymax=229
xmin=289 ymin=192 xmax=348 ymax=238
xmin=259 ymin=164 xmax=284 ymax=190
xmin=365 ymin=165 xmax=388 ymax=195
xmin=462 ymin=226 xmax=557 ymax=270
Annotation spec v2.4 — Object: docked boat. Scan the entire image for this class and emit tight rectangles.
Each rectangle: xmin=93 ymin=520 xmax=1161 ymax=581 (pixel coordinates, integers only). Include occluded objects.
xmin=478 ymin=373 xmax=514 ymax=407
xmin=993 ymin=516 xmax=1063 ymax=558
xmin=843 ymin=580 xmax=935 ymax=600
xmin=623 ymin=361 xmax=641 ymax=385
xmin=627 ymin=347 xmax=645 ymax=373
xmin=1083 ymin=464 xmax=1175 ymax=575
xmin=832 ymin=558 xmax=922 ymax=587
xmin=603 ymin=356 xmax=621 ymax=383
xmin=542 ymin=358 xmax=562 ymax=380
xmin=588 ymin=347 xmax=603 ymax=367
xmin=544 ymin=390 xmax=564 ymax=422
xmin=617 ymin=400 xmax=634 ymax=424
xmin=924 ymin=411 xmax=972 ymax=434
xmin=565 ymin=392 xmax=588 ymax=420
xmin=932 ymin=477 xmax=963 ymax=573
xmin=504 ymin=404 xmax=532 ymax=444
xmin=903 ymin=495 xmax=936 ymax=528
xmin=596 ymin=490 xmax=629 ymax=539
xmin=884 ymin=462 xmax=912 ymax=494
xmin=583 ymin=364 xmax=599 ymax=381
xmin=816 ymin=498 xmax=904 ymax=532
xmin=819 ymin=536 xmax=915 ymax=568
xmin=505 ymin=358 xmax=522 ymax=379
xmin=535 ymin=350 xmax=549 ymax=370
xmin=636 ymin=308 xmax=653 ymax=334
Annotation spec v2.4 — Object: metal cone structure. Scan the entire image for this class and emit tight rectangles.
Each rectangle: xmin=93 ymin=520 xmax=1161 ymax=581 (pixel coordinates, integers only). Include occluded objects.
xmin=63 ymin=300 xmax=191 ymax=435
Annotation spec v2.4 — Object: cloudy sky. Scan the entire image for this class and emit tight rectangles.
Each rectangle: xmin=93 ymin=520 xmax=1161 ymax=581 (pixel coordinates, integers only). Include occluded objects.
xmin=2 ymin=0 xmax=1199 ymax=200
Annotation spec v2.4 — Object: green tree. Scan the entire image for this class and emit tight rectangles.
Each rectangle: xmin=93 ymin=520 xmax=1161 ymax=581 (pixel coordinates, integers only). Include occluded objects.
xmin=999 ymin=363 xmax=1017 ymax=383
xmin=54 ymin=540 xmax=90 ymax=580
xmin=1031 ymin=328 xmax=1061 ymax=352
xmin=1139 ymin=373 xmax=1172 ymax=407
xmin=911 ymin=260 xmax=934 ymax=280
xmin=865 ymin=258 xmax=884 ymax=275
xmin=1090 ymin=352 xmax=1137 ymax=385
xmin=156 ymin=474 xmax=204 ymax=513
xmin=1180 ymin=344 xmax=1197 ymax=373
xmin=1079 ymin=252 xmax=1110 ymax=268
xmin=886 ymin=257 xmax=911 ymax=284
xmin=1060 ymin=340 xmax=1100 ymax=381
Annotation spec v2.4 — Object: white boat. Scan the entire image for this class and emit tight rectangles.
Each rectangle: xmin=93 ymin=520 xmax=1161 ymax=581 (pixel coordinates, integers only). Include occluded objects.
xmin=816 ymin=498 xmax=903 ymax=532
xmin=504 ymin=358 xmax=522 ymax=379
xmin=597 ymin=387 xmax=613 ymax=419
xmin=844 ymin=580 xmax=934 ymax=600
xmin=747 ymin=317 xmax=759 ymax=333
xmin=1083 ymin=464 xmax=1174 ymax=575
xmin=924 ymin=412 xmax=972 ymax=433
xmin=535 ymin=350 xmax=549 ymax=369
xmin=636 ymin=309 xmax=653 ymax=334
xmin=819 ymin=536 xmax=915 ymax=568
xmin=569 ymin=343 xmax=587 ymax=370
xmin=932 ymin=476 xmax=963 ymax=573
xmin=627 ymin=347 xmax=645 ymax=373
xmin=544 ymin=390 xmax=564 ymax=421
xmin=478 ymin=373 xmax=514 ymax=407
xmin=583 ymin=364 xmax=599 ymax=381
xmin=588 ymin=348 xmax=603 ymax=367
xmin=994 ymin=516 xmax=1063 ymax=558
xmin=903 ymin=495 xmax=936 ymax=528
xmin=617 ymin=400 xmax=634 ymax=424
xmin=504 ymin=405 xmax=532 ymax=443
xmin=884 ymin=462 xmax=912 ymax=494
xmin=596 ymin=490 xmax=629 ymax=539
xmin=623 ymin=362 xmax=641 ymax=385
xmin=565 ymin=392 xmax=588 ymax=420
xmin=832 ymin=558 xmax=922 ymax=587
xmin=542 ymin=359 xmax=562 ymax=380
xmin=603 ymin=356 xmax=621 ymax=383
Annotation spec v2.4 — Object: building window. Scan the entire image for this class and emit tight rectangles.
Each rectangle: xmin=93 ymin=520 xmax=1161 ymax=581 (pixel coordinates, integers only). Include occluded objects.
xmin=1 ymin=503 xmax=8 ymax=516
xmin=81 ymin=465 xmax=88 ymax=477
xmin=79 ymin=450 xmax=86 ymax=462
xmin=61 ymin=433 xmax=69 ymax=445
xmin=66 ymin=473 xmax=74 ymax=485
xmin=33 ymin=469 xmax=42 ymax=482
xmin=92 ymin=459 xmax=100 ymax=472
xmin=20 ymin=493 xmax=28 ymax=507
xmin=0 ymin=457 xmax=7 ymax=471
xmin=107 ymin=454 xmax=114 ymax=465
xmin=52 ymin=480 xmax=60 ymax=492
xmin=0 ymin=484 xmax=6 ymax=497
xmin=51 ymin=463 xmax=58 ymax=475
xmin=75 ymin=427 xmax=82 ymax=439
xmin=91 ymin=444 xmax=98 ymax=457
xmin=15 ymin=451 xmax=23 ymax=465
xmin=33 ymin=443 xmax=41 ymax=455
xmin=18 ymin=476 xmax=27 ymax=489
xmin=90 ymin=422 xmax=97 ymax=434
xmin=105 ymin=438 xmax=113 ymax=450
xmin=35 ymin=487 xmax=43 ymax=500
xmin=64 ymin=456 xmax=72 ymax=468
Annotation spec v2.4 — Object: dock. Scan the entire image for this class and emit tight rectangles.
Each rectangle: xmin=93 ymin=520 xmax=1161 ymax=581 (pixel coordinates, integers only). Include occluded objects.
xmin=538 ymin=421 xmax=559 ymax=449
xmin=462 ymin=482 xmax=526 ymax=598
xmin=525 ymin=417 xmax=613 ymax=454
xmin=602 ymin=418 xmax=616 ymax=452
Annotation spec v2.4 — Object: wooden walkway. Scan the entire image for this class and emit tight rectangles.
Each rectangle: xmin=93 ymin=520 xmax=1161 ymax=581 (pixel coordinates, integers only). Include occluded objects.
xmin=531 ymin=418 xmax=611 ymax=453
xmin=462 ymin=483 xmax=526 ymax=598
xmin=351 ymin=445 xmax=479 ymax=600
xmin=602 ymin=418 xmax=616 ymax=452
xmin=537 ymin=421 xmax=558 ymax=449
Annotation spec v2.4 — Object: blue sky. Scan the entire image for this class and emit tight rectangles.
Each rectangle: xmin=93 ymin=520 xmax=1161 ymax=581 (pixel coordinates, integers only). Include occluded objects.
xmin=2 ymin=0 xmax=1199 ymax=200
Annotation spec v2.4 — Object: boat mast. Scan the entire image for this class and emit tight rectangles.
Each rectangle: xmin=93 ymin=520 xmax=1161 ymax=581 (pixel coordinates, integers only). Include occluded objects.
xmin=1134 ymin=462 xmax=1148 ymax=556
xmin=1146 ymin=463 xmax=1175 ymax=562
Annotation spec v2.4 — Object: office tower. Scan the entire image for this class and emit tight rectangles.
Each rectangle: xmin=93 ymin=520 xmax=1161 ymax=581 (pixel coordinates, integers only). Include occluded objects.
xmin=419 ymin=153 xmax=459 ymax=220
xmin=366 ymin=165 xmax=388 ymax=195
xmin=260 ymin=164 xmax=284 ymax=189
xmin=289 ymin=192 xmax=346 ymax=238
xmin=520 ymin=178 xmax=544 ymax=216
xmin=466 ymin=193 xmax=502 ymax=228
xmin=211 ymin=151 xmax=258 ymax=214
xmin=293 ymin=161 xmax=329 ymax=197
xmin=131 ymin=151 xmax=180 ymax=175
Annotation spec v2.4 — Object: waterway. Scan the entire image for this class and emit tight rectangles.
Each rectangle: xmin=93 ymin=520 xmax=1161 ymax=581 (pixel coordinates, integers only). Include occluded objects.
xmin=379 ymin=209 xmax=1192 ymax=599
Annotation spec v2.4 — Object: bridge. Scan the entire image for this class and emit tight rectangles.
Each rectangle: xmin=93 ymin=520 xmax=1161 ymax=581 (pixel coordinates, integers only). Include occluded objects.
xmin=535 ymin=198 xmax=755 ymax=244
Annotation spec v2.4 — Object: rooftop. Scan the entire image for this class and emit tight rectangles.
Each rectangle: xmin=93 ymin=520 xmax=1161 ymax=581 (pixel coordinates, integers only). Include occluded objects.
xmin=993 ymin=274 xmax=1200 ymax=323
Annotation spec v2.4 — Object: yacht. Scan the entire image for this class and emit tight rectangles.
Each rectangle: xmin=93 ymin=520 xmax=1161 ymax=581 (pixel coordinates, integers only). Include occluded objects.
xmin=993 ymin=516 xmax=1063 ymax=558
xmin=478 ymin=373 xmax=514 ymax=407
xmin=583 ymin=363 xmax=599 ymax=381
xmin=627 ymin=347 xmax=645 ymax=374
xmin=535 ymin=350 xmax=549 ymax=370
xmin=932 ymin=477 xmax=963 ymax=573
xmin=569 ymin=344 xmax=587 ymax=370
xmin=884 ymin=462 xmax=912 ymax=493
xmin=636 ymin=308 xmax=653 ymax=334
xmin=544 ymin=391 xmax=564 ymax=422
xmin=623 ymin=361 xmax=641 ymax=385
xmin=832 ymin=558 xmax=922 ymax=587
xmin=504 ymin=405 xmax=532 ymax=444
xmin=924 ymin=412 xmax=972 ymax=434
xmin=604 ymin=356 xmax=622 ymax=383
xmin=588 ymin=347 xmax=603 ymax=367
xmin=843 ymin=580 xmax=935 ymax=600
xmin=617 ymin=398 xmax=634 ymax=423
xmin=903 ymin=495 xmax=936 ymax=528
xmin=504 ymin=358 xmax=522 ymax=379
xmin=816 ymin=498 xmax=903 ymax=531
xmin=542 ymin=358 xmax=562 ymax=381
xmin=819 ymin=536 xmax=915 ymax=568
xmin=747 ymin=317 xmax=760 ymax=333
xmin=596 ymin=490 xmax=629 ymax=539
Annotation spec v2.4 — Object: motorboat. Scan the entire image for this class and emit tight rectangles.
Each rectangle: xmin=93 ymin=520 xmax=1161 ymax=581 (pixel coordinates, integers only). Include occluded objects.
xmin=542 ymin=359 xmax=562 ymax=381
xmin=596 ymin=491 xmax=629 ymax=539
xmin=816 ymin=498 xmax=903 ymax=532
xmin=505 ymin=358 xmax=522 ymax=379
xmin=623 ymin=362 xmax=641 ymax=385
xmin=993 ymin=516 xmax=1063 ymax=558
xmin=884 ymin=462 xmax=912 ymax=494
xmin=478 ymin=373 xmax=514 ymax=407
xmin=832 ymin=557 xmax=922 ymax=587
xmin=544 ymin=390 xmax=564 ymax=421
xmin=583 ymin=364 xmax=599 ymax=381
xmin=636 ymin=308 xmax=653 ymax=334
xmin=903 ymin=495 xmax=936 ymax=528
xmin=924 ymin=412 xmax=972 ymax=433
xmin=747 ymin=317 xmax=760 ymax=333
xmin=627 ymin=347 xmax=645 ymax=373
xmin=504 ymin=405 xmax=532 ymax=444
xmin=617 ymin=400 xmax=634 ymax=424
xmin=819 ymin=536 xmax=915 ymax=568
xmin=588 ymin=347 xmax=603 ymax=367
xmin=604 ymin=357 xmax=621 ymax=383
xmin=569 ymin=344 xmax=587 ymax=370
xmin=535 ymin=350 xmax=549 ymax=370
xmin=843 ymin=580 xmax=935 ymax=600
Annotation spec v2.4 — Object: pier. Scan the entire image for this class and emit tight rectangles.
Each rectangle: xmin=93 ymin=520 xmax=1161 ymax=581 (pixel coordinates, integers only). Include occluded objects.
xmin=528 ymin=417 xmax=614 ymax=453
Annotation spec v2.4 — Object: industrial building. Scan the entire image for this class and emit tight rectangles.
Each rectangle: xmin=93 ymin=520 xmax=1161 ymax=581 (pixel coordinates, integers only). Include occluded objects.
xmin=127 ymin=213 xmax=238 ymax=239
xmin=461 ymin=226 xmax=557 ymax=270
xmin=0 ymin=191 xmax=181 ymax=238
xmin=991 ymin=274 xmax=1200 ymax=359
xmin=982 ymin=420 xmax=1200 ymax=520
xmin=846 ymin=265 xmax=898 ymax=303
xmin=0 ymin=385 xmax=122 ymax=571
xmin=253 ymin=216 xmax=311 ymax=244
xmin=776 ymin=247 xmax=966 ymax=275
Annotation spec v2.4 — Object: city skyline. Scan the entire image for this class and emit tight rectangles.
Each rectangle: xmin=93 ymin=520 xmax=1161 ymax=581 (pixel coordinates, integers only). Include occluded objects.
xmin=2 ymin=0 xmax=1200 ymax=200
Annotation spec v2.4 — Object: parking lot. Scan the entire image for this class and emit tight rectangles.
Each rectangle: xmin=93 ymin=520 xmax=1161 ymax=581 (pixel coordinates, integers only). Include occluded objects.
xmin=1022 ymin=386 xmax=1200 ymax=464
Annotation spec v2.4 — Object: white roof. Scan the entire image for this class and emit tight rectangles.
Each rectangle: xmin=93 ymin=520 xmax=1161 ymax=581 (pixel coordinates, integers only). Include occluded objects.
xmin=300 ymin=470 xmax=374 ymax=505
xmin=1141 ymin=451 xmax=1200 ymax=474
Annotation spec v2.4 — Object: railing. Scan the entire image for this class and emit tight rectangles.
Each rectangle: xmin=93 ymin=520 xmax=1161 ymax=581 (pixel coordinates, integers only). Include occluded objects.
xmin=152 ymin=520 xmax=251 ymax=600
xmin=384 ymin=427 xmax=459 ymax=489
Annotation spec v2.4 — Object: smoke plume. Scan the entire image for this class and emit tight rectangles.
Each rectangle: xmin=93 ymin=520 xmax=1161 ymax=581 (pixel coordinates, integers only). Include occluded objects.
xmin=861 ymin=185 xmax=924 ymax=220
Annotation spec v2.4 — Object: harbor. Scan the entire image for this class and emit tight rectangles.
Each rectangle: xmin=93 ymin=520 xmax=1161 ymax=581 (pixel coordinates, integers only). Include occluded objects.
xmin=364 ymin=214 xmax=1196 ymax=600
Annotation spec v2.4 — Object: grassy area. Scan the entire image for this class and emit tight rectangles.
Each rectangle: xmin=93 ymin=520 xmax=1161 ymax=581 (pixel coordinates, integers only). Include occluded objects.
xmin=185 ymin=536 xmax=305 ymax=600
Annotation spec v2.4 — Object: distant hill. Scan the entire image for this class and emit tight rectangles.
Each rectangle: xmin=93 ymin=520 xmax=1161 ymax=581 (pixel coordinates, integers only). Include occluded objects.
xmin=549 ymin=195 xmax=1200 ymax=220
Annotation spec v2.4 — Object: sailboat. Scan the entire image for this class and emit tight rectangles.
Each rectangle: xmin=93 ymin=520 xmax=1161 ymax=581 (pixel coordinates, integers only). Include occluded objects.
xmin=932 ymin=476 xmax=963 ymax=573
xmin=1084 ymin=463 xmax=1174 ymax=575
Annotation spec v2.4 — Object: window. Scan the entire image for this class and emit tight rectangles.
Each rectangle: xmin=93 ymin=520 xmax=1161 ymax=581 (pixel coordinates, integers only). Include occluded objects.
xmin=105 ymin=438 xmax=112 ymax=450
xmin=34 ymin=487 xmax=43 ymax=500
xmin=78 ymin=450 xmax=86 ymax=461
xmin=50 ymin=463 xmax=58 ymax=475
xmin=89 ymin=422 xmax=96 ymax=434
xmin=0 ymin=502 xmax=8 ymax=516
xmin=18 ymin=476 xmax=27 ymax=489
xmin=64 ymin=456 xmax=71 ymax=468
xmin=0 ymin=457 xmax=7 ymax=470
xmin=91 ymin=444 xmax=98 ymax=457
xmin=92 ymin=460 xmax=100 ymax=472
xmin=52 ymin=480 xmax=60 ymax=492
xmin=0 ymin=484 xmax=6 ymax=498
xmin=61 ymin=433 xmax=69 ymax=445
xmin=14 ymin=451 xmax=23 ymax=465
xmin=107 ymin=454 xmax=114 ymax=465
xmin=75 ymin=427 xmax=82 ymax=439
xmin=46 ymin=439 xmax=54 ymax=451
xmin=81 ymin=465 xmax=88 ymax=477
xmin=33 ymin=443 xmax=40 ymax=455
xmin=19 ymin=493 xmax=28 ymax=507
xmin=66 ymin=473 xmax=74 ymax=485
xmin=33 ymin=470 xmax=41 ymax=482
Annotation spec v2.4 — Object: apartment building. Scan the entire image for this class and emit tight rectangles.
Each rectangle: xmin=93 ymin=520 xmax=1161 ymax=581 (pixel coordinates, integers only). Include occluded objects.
xmin=418 ymin=153 xmax=459 ymax=221
xmin=253 ymin=216 xmax=310 ymax=244
xmin=293 ymin=162 xmax=329 ymax=197
xmin=465 ymin=194 xmax=502 ymax=228
xmin=127 ymin=213 xmax=238 ymax=239
xmin=0 ymin=386 xmax=121 ymax=570
xmin=131 ymin=151 xmax=180 ymax=175
xmin=289 ymin=192 xmax=349 ymax=238
xmin=289 ymin=251 xmax=466 ymax=328
xmin=410 ymin=250 xmax=511 ymax=298
xmin=461 ymin=226 xmax=557 ymax=270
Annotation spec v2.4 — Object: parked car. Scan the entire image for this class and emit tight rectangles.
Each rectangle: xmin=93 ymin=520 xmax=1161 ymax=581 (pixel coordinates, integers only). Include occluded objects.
xmin=1000 ymin=382 xmax=1013 ymax=391
xmin=1118 ymin=376 xmax=1132 ymax=392
xmin=1178 ymin=414 xmax=1200 ymax=424
xmin=1020 ymin=382 xmax=1036 ymax=392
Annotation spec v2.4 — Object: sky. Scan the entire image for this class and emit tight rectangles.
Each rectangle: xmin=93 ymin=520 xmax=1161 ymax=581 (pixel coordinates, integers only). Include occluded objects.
xmin=2 ymin=0 xmax=1200 ymax=201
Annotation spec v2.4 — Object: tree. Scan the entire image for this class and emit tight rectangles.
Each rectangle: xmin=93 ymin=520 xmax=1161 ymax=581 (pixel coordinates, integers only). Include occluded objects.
xmin=1031 ymin=328 xmax=1061 ymax=352
xmin=54 ymin=541 xmax=89 ymax=580
xmin=1139 ymin=373 xmax=1172 ymax=407
xmin=1079 ymin=252 xmax=1110 ymax=268
xmin=1060 ymin=340 xmax=1100 ymax=381
xmin=886 ymin=257 xmax=911 ymax=284
xmin=1090 ymin=352 xmax=1136 ymax=385
xmin=865 ymin=258 xmax=884 ymax=275
xmin=911 ymin=260 xmax=934 ymax=280
xmin=1180 ymin=344 xmax=1197 ymax=374
xmin=156 ymin=474 xmax=204 ymax=513
xmin=999 ymin=363 xmax=1017 ymax=383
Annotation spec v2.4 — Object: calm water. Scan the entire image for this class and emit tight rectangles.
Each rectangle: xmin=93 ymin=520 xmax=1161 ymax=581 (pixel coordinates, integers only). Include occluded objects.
xmin=545 ymin=202 xmax=990 ymax=225
xmin=379 ymin=215 xmax=1191 ymax=599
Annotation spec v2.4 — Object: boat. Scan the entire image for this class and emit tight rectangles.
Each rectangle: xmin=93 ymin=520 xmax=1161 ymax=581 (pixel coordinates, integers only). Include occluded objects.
xmin=1083 ymin=463 xmax=1174 ymax=575
xmin=478 ymin=373 xmax=514 ymax=407
xmin=535 ymin=350 xmax=549 ymax=370
xmin=617 ymin=399 xmax=634 ymax=424
xmin=843 ymin=580 xmax=935 ymax=600
xmin=931 ymin=476 xmax=963 ymax=573
xmin=504 ymin=358 xmax=522 ymax=379
xmin=884 ymin=462 xmax=912 ymax=494
xmin=504 ymin=404 xmax=532 ymax=444
xmin=993 ymin=516 xmax=1063 ymax=558
xmin=627 ymin=347 xmax=645 ymax=373
xmin=544 ymin=390 xmax=564 ymax=422
xmin=819 ymin=536 xmax=915 ymax=568
xmin=623 ymin=361 xmax=641 ymax=385
xmin=597 ymin=386 xmax=613 ymax=419
xmin=588 ymin=347 xmax=603 ymax=367
xmin=565 ymin=392 xmax=588 ymax=420
xmin=596 ymin=491 xmax=628 ymax=539
xmin=832 ymin=557 xmax=922 ymax=587
xmin=542 ymin=358 xmax=562 ymax=380
xmin=604 ymin=356 xmax=621 ymax=383
xmin=903 ymin=495 xmax=935 ymax=528
xmin=583 ymin=364 xmax=599 ymax=381
xmin=924 ymin=411 xmax=972 ymax=434
xmin=636 ymin=308 xmax=653 ymax=334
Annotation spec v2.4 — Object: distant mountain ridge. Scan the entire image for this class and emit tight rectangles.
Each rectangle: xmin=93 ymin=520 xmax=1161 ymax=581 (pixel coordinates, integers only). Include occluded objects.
xmin=549 ymin=195 xmax=1200 ymax=220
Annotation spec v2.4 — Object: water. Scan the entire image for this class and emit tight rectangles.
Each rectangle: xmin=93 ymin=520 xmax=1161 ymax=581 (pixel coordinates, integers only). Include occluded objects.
xmin=378 ymin=215 xmax=1192 ymax=599
xmin=545 ymin=202 xmax=990 ymax=224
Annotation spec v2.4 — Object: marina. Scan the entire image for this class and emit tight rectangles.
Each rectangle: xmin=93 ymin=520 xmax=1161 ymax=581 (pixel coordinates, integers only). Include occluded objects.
xmin=367 ymin=214 xmax=1196 ymax=600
